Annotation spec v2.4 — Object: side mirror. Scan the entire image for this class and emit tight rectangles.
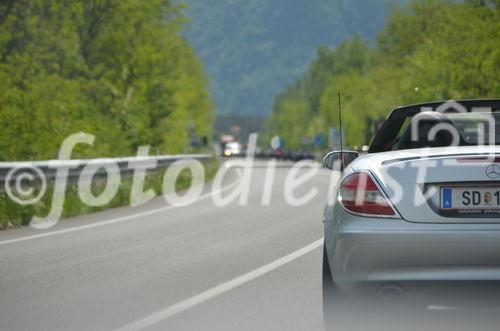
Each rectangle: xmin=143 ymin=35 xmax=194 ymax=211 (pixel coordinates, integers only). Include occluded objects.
xmin=323 ymin=150 xmax=359 ymax=170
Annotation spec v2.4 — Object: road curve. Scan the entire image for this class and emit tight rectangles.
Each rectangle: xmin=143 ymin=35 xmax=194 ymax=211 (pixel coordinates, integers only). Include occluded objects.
xmin=0 ymin=161 xmax=336 ymax=331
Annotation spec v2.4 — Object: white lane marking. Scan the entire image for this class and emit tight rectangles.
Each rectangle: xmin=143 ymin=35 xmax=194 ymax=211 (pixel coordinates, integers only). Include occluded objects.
xmin=114 ymin=238 xmax=324 ymax=331
xmin=427 ymin=305 xmax=459 ymax=311
xmin=0 ymin=173 xmax=241 ymax=246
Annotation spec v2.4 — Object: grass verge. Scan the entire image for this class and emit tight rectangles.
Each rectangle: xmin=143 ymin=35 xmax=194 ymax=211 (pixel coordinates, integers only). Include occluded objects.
xmin=0 ymin=158 xmax=220 ymax=229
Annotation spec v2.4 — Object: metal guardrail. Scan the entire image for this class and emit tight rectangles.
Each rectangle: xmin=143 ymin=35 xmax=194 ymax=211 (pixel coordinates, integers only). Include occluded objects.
xmin=0 ymin=154 xmax=213 ymax=186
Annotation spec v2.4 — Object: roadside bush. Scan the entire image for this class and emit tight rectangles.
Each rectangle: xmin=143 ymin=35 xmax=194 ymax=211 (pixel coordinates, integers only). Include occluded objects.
xmin=0 ymin=158 xmax=219 ymax=229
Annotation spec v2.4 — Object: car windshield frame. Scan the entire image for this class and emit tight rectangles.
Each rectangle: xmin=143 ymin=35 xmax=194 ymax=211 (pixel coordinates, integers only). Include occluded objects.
xmin=369 ymin=99 xmax=500 ymax=153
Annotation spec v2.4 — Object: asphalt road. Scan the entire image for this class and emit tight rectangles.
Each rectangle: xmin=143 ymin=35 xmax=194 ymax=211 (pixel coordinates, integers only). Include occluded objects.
xmin=0 ymin=160 xmax=336 ymax=331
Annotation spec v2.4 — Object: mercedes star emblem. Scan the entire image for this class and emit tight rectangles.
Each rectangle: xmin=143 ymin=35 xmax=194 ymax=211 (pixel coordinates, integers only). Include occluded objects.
xmin=486 ymin=164 xmax=500 ymax=179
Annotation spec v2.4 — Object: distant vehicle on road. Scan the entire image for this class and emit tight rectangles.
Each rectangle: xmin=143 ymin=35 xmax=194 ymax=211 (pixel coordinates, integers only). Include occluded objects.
xmin=281 ymin=149 xmax=315 ymax=162
xmin=222 ymin=141 xmax=243 ymax=157
xmin=322 ymin=99 xmax=500 ymax=328
xmin=259 ymin=148 xmax=315 ymax=162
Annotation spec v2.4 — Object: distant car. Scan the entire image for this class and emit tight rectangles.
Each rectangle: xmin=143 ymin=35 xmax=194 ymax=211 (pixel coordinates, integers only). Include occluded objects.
xmin=269 ymin=149 xmax=315 ymax=162
xmin=222 ymin=142 xmax=243 ymax=157
xmin=294 ymin=150 xmax=315 ymax=161
xmin=270 ymin=148 xmax=283 ymax=160
xmin=322 ymin=99 xmax=500 ymax=326
xmin=280 ymin=149 xmax=293 ymax=161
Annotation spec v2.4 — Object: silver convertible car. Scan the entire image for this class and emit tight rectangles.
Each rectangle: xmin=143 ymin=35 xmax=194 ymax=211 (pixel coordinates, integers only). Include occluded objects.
xmin=322 ymin=99 xmax=500 ymax=327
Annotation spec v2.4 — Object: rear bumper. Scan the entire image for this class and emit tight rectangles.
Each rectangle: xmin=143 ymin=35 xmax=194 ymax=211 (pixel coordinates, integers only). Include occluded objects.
xmin=324 ymin=208 xmax=500 ymax=285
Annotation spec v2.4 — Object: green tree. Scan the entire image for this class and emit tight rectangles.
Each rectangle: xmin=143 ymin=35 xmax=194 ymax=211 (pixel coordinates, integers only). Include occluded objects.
xmin=266 ymin=0 xmax=500 ymax=149
xmin=0 ymin=0 xmax=213 ymax=161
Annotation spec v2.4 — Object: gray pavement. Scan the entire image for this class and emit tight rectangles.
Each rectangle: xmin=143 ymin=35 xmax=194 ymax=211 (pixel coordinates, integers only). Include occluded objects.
xmin=0 ymin=161 xmax=332 ymax=331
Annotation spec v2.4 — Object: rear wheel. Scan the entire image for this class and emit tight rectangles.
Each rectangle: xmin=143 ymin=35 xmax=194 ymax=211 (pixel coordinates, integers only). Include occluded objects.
xmin=322 ymin=245 xmax=336 ymax=299
xmin=323 ymin=246 xmax=413 ymax=330
xmin=322 ymin=245 xmax=345 ymax=331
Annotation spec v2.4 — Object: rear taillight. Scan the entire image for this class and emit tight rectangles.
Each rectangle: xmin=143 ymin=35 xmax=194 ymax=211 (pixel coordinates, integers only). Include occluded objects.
xmin=339 ymin=172 xmax=396 ymax=217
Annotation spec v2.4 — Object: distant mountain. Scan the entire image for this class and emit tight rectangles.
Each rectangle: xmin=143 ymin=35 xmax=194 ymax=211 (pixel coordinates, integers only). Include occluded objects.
xmin=182 ymin=0 xmax=406 ymax=117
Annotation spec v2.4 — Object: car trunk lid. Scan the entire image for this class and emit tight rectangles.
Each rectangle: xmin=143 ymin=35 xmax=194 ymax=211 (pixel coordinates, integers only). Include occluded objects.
xmin=352 ymin=147 xmax=500 ymax=223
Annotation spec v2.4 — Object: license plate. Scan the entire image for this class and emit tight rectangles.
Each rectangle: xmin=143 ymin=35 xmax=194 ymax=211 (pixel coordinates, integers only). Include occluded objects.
xmin=441 ymin=187 xmax=500 ymax=210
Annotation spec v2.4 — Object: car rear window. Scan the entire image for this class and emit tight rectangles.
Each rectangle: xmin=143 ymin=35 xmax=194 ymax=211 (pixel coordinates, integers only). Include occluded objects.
xmin=394 ymin=112 xmax=500 ymax=150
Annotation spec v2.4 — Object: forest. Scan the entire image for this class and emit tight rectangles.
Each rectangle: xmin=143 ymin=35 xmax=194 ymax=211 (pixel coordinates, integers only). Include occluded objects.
xmin=183 ymin=0 xmax=406 ymax=118
xmin=0 ymin=0 xmax=213 ymax=161
xmin=266 ymin=0 xmax=500 ymax=149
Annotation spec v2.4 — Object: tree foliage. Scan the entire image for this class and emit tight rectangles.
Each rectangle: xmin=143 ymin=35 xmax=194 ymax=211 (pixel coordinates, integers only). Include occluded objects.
xmin=0 ymin=0 xmax=213 ymax=161
xmin=266 ymin=0 xmax=500 ymax=149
